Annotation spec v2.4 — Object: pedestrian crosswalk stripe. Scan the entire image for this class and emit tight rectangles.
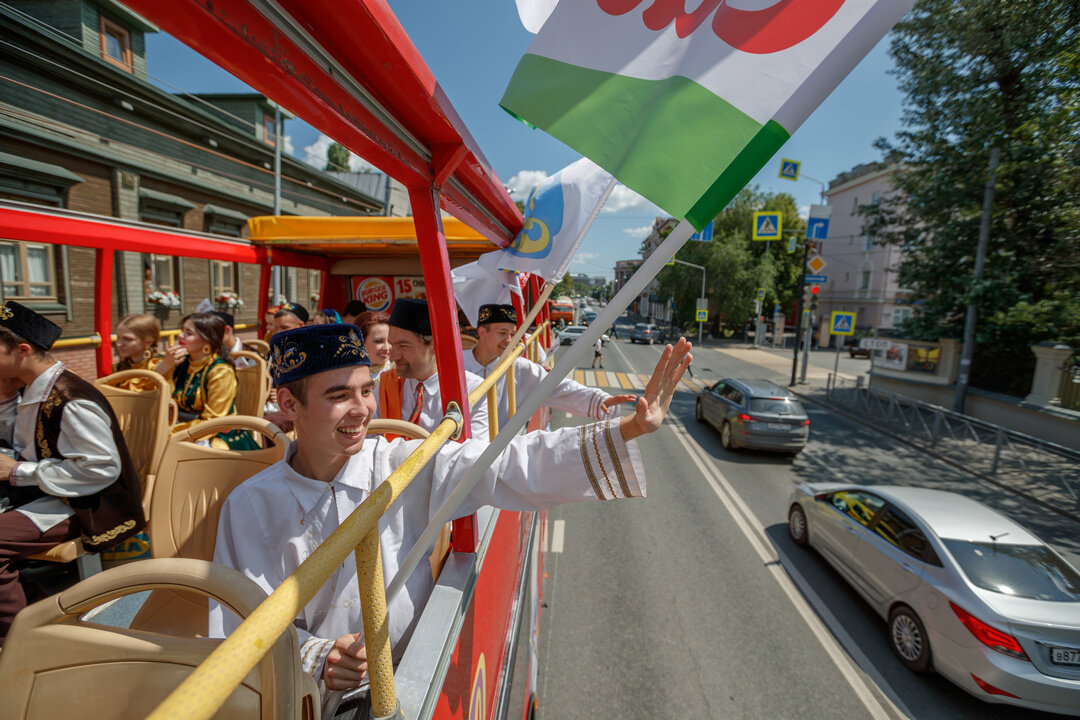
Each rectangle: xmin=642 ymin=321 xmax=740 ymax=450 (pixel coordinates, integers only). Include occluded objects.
xmin=574 ymin=370 xmax=585 ymax=384
xmin=605 ymin=371 xmax=618 ymax=386
xmin=627 ymin=373 xmax=645 ymax=390
xmin=584 ymin=370 xmax=596 ymax=386
xmin=616 ymin=372 xmax=633 ymax=389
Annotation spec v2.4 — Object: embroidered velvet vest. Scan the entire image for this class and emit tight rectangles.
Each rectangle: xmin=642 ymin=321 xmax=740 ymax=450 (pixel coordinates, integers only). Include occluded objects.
xmin=35 ymin=371 xmax=146 ymax=550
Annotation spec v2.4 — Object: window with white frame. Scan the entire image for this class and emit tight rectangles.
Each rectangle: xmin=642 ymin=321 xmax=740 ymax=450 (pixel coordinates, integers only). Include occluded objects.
xmin=858 ymin=271 xmax=872 ymax=291
xmin=893 ymin=307 xmax=912 ymax=324
xmin=283 ymin=267 xmax=298 ymax=303
xmin=147 ymin=254 xmax=177 ymax=293
xmin=851 ymin=196 xmax=859 ymax=212
xmin=211 ymin=260 xmax=237 ymax=297
xmin=308 ymin=269 xmax=322 ymax=304
xmin=0 ymin=241 xmax=57 ymax=300
xmin=863 ymin=234 xmax=875 ymax=251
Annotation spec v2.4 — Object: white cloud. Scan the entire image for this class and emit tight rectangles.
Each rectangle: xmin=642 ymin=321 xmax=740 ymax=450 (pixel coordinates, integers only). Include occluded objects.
xmin=301 ymin=133 xmax=377 ymax=172
xmin=623 ymin=225 xmax=652 ymax=240
xmin=798 ymin=204 xmax=810 ymax=221
xmin=283 ymin=134 xmax=294 ymax=155
xmin=602 ymin=184 xmax=655 ymax=213
xmin=505 ymin=169 xmax=549 ymax=201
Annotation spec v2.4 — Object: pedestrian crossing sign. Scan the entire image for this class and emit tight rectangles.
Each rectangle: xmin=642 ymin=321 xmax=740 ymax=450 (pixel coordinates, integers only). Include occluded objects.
xmin=752 ymin=212 xmax=782 ymax=241
xmin=779 ymin=159 xmax=800 ymax=181
xmin=696 ymin=309 xmax=708 ymax=322
xmin=830 ymin=311 xmax=856 ymax=336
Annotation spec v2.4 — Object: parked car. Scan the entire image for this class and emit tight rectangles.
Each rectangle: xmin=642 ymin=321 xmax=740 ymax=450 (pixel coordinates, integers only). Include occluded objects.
xmin=787 ymin=484 xmax=1080 ymax=715
xmin=695 ymin=378 xmax=809 ymax=454
xmin=557 ymin=325 xmax=609 ymax=346
xmin=847 ymin=338 xmax=871 ymax=358
xmin=630 ymin=322 xmax=659 ymax=344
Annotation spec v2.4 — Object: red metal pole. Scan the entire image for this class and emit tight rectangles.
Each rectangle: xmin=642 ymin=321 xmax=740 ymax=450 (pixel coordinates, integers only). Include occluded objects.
xmin=94 ymin=249 xmax=113 ymax=377
xmin=257 ymin=253 xmax=271 ymax=338
xmin=407 ymin=185 xmax=471 ymax=438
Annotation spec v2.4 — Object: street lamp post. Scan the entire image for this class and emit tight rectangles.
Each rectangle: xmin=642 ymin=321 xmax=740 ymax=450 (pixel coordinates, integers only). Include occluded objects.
xmin=673 ymin=258 xmax=706 ymax=345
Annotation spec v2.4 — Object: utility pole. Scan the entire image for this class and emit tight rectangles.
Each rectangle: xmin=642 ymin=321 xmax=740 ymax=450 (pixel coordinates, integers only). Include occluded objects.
xmin=271 ymin=105 xmax=282 ymax=304
xmin=953 ymin=147 xmax=1000 ymax=413
xmin=790 ymin=238 xmax=809 ymax=386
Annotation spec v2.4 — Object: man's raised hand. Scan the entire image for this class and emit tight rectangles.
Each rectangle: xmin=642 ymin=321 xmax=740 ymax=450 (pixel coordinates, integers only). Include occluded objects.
xmin=619 ymin=338 xmax=692 ymax=441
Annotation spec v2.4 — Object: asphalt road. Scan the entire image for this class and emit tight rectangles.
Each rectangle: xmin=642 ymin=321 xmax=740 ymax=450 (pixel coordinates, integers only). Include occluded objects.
xmin=534 ymin=324 xmax=1078 ymax=720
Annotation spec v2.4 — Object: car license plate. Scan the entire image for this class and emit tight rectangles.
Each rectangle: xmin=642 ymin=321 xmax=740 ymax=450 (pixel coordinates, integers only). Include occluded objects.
xmin=768 ymin=423 xmax=790 ymax=431
xmin=1050 ymin=647 xmax=1080 ymax=666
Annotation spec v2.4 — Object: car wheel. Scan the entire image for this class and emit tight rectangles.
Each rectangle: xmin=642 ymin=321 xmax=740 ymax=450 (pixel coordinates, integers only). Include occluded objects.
xmin=788 ymin=504 xmax=809 ymax=547
xmin=695 ymin=400 xmax=704 ymax=423
xmin=720 ymin=421 xmax=736 ymax=451
xmin=889 ymin=605 xmax=931 ymax=672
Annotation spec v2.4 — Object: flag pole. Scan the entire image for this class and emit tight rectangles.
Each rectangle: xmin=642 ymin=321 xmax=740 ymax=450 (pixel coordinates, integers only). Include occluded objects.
xmin=385 ymin=217 xmax=698 ymax=605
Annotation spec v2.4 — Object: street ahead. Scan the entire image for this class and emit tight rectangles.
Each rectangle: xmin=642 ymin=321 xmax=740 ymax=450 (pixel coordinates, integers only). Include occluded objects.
xmin=534 ymin=324 xmax=1078 ymax=720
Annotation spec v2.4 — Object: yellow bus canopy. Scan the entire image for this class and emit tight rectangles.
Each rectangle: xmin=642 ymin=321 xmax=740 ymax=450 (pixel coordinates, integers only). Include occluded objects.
xmin=247 ymin=216 xmax=499 ymax=258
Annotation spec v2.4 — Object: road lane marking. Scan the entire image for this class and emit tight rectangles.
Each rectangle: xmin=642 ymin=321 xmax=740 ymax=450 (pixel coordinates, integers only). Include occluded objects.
xmin=551 ymin=519 xmax=565 ymax=553
xmin=667 ymin=416 xmax=902 ymax=720
xmin=616 ymin=372 xmax=633 ymax=389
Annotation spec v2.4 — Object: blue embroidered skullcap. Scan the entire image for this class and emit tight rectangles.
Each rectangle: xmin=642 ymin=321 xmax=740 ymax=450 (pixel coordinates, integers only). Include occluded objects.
xmin=388 ymin=298 xmax=431 ymax=336
xmin=269 ymin=323 xmax=369 ymax=386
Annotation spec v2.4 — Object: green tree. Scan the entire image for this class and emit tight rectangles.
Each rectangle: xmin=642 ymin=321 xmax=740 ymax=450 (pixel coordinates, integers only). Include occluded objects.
xmin=866 ymin=0 xmax=1080 ymax=395
xmin=652 ymin=187 xmax=805 ymax=334
xmin=325 ymin=142 xmax=351 ymax=172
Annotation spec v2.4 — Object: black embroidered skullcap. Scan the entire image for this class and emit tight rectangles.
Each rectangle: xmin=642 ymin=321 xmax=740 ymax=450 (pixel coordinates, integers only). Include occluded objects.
xmin=278 ymin=302 xmax=309 ymax=324
xmin=268 ymin=323 xmax=369 ymax=386
xmin=388 ymin=298 xmax=431 ymax=336
xmin=211 ymin=311 xmax=235 ymax=328
xmin=477 ymin=303 xmax=517 ymax=326
xmin=0 ymin=300 xmax=62 ymax=350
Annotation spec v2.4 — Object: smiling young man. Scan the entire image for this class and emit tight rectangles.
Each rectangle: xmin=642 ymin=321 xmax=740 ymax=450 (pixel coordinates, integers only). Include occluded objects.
xmin=378 ymin=298 xmax=489 ymax=437
xmin=210 ymin=322 xmax=691 ymax=719
xmin=463 ymin=303 xmax=632 ymax=429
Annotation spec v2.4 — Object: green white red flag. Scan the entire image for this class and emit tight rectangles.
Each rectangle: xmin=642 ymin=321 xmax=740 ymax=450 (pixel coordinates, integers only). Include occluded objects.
xmin=501 ymin=0 xmax=914 ymax=230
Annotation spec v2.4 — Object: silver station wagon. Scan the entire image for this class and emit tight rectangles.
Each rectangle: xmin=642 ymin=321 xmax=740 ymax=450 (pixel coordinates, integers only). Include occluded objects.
xmin=695 ymin=378 xmax=810 ymax=455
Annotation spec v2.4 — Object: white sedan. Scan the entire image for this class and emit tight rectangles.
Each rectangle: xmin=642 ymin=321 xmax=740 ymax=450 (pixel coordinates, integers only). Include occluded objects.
xmin=788 ymin=483 xmax=1080 ymax=716
xmin=557 ymin=325 xmax=609 ymax=346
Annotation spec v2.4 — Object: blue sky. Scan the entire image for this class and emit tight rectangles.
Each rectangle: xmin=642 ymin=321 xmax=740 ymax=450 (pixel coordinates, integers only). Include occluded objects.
xmin=145 ymin=1 xmax=906 ymax=280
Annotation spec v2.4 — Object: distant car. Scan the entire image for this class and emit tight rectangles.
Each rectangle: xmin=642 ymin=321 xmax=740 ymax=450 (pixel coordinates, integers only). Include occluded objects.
xmin=847 ymin=339 xmax=871 ymax=358
xmin=583 ymin=310 xmax=598 ymax=324
xmin=787 ymin=484 xmax=1080 ymax=715
xmin=557 ymin=325 xmax=609 ymax=346
xmin=696 ymin=378 xmax=809 ymax=455
xmin=630 ymin=323 xmax=659 ymax=344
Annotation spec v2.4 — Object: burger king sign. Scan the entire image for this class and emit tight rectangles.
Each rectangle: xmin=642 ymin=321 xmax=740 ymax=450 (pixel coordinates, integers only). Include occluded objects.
xmin=356 ymin=277 xmax=392 ymax=312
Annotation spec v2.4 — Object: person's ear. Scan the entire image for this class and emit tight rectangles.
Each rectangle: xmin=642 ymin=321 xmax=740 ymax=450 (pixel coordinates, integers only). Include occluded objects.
xmin=278 ymin=386 xmax=300 ymax=419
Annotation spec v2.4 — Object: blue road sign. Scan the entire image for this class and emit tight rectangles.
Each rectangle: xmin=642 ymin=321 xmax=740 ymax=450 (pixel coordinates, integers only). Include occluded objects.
xmin=753 ymin=212 xmax=782 ymax=241
xmin=805 ymin=274 xmax=827 ymax=284
xmin=691 ymin=221 xmax=714 ymax=242
xmin=830 ymin=311 xmax=856 ymax=336
xmin=779 ymin=159 xmax=800 ymax=181
xmin=806 ymin=217 xmax=830 ymax=239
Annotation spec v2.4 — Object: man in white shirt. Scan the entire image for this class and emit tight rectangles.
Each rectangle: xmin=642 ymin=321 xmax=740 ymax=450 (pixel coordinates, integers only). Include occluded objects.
xmin=463 ymin=304 xmax=632 ymax=429
xmin=378 ymin=298 xmax=488 ymax=437
xmin=211 ymin=322 xmax=691 ymax=718
xmin=0 ymin=301 xmax=144 ymax=645
xmin=212 ymin=311 xmax=254 ymax=368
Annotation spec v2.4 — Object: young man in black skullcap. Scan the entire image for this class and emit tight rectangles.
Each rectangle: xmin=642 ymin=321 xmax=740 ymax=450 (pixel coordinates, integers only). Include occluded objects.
xmin=464 ymin=303 xmax=633 ymax=429
xmin=273 ymin=302 xmax=309 ymax=335
xmin=0 ymin=301 xmax=144 ymax=644
xmin=210 ymin=322 xmax=691 ymax=718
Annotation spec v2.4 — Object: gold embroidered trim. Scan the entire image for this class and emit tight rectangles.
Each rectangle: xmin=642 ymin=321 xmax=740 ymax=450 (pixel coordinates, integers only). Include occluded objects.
xmin=85 ymin=519 xmax=136 ymax=546
xmin=578 ymin=425 xmax=604 ymax=500
xmin=334 ymin=329 xmax=369 ymax=362
xmin=603 ymin=420 xmax=632 ymax=498
xmin=0 ymin=302 xmax=12 ymax=320
xmin=35 ymin=388 xmax=63 ymax=459
xmin=590 ymin=423 xmax=617 ymax=498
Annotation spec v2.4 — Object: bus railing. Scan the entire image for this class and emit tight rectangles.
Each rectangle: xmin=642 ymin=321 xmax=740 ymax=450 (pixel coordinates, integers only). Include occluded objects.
xmin=52 ymin=324 xmax=258 ymax=350
xmin=144 ymin=317 xmax=551 ymax=720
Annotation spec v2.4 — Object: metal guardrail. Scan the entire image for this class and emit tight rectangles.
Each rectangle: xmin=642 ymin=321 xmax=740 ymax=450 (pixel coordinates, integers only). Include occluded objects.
xmin=825 ymin=374 xmax=1080 ymax=512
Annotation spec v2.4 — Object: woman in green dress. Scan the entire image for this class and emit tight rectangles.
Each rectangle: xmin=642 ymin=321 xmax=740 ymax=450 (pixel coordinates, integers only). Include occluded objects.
xmin=155 ymin=313 xmax=258 ymax=450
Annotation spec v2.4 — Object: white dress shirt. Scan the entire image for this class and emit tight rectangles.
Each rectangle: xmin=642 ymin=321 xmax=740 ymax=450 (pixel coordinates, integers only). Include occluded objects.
xmin=400 ymin=371 xmax=489 ymax=438
xmin=231 ymin=337 xmax=256 ymax=368
xmin=0 ymin=362 xmax=122 ymax=532
xmin=210 ymin=419 xmax=644 ymax=702
xmin=464 ymin=348 xmax=616 ymax=429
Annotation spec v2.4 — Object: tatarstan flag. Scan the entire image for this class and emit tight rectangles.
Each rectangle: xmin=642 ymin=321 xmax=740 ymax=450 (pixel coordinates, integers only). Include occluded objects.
xmin=501 ymin=0 xmax=914 ymax=230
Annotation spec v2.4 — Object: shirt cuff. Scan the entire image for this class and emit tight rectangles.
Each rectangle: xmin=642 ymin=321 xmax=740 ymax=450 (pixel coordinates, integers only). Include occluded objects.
xmin=11 ymin=461 xmax=36 ymax=488
xmin=578 ymin=419 xmax=646 ymax=500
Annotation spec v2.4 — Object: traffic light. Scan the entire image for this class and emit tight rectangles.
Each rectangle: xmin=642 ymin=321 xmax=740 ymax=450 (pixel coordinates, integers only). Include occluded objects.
xmin=810 ymin=285 xmax=819 ymax=313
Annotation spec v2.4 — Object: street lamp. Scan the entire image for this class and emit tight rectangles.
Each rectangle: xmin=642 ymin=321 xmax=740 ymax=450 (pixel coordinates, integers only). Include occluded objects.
xmin=672 ymin=258 xmax=706 ymax=345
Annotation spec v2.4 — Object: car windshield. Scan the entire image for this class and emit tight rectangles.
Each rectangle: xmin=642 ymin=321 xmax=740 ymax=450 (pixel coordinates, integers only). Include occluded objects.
xmin=750 ymin=398 xmax=802 ymax=414
xmin=943 ymin=540 xmax=1080 ymax=601
xmin=634 ymin=324 xmax=651 ymax=331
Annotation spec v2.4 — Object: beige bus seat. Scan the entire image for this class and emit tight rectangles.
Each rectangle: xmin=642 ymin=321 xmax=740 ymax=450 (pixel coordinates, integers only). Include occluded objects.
xmin=243 ymin=338 xmax=271 ymax=358
xmin=366 ymin=419 xmax=452 ymax=582
xmin=0 ymin=558 xmax=318 ymax=720
xmin=233 ymin=350 xmax=271 ymax=420
xmin=26 ymin=369 xmax=172 ymax=575
xmin=459 ymin=333 xmax=477 ymax=350
xmin=130 ymin=417 xmax=288 ymax=636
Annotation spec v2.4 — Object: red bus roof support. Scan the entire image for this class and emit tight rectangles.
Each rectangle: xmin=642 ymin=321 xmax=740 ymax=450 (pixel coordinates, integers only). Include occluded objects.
xmin=93 ymin=249 xmax=114 ymax=377
xmin=256 ymin=255 xmax=271 ymax=338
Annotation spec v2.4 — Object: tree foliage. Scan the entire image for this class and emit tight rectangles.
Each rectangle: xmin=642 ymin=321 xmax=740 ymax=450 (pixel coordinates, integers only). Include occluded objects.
xmin=651 ymin=187 xmax=805 ymax=333
xmin=325 ymin=142 xmax=351 ymax=172
xmin=865 ymin=0 xmax=1080 ymax=395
